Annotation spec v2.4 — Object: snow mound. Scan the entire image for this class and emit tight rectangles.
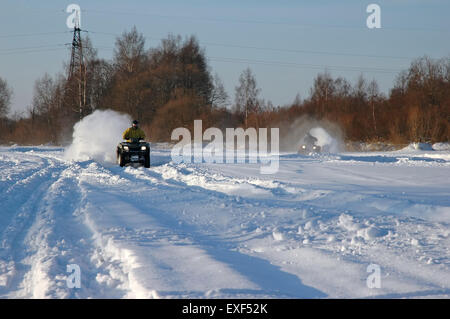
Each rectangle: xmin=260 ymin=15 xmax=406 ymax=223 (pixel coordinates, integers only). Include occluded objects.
xmin=338 ymin=214 xmax=362 ymax=231
xmin=432 ymin=142 xmax=450 ymax=151
xmin=402 ymin=142 xmax=434 ymax=151
xmin=65 ymin=110 xmax=131 ymax=163
xmin=272 ymin=230 xmax=284 ymax=241
xmin=357 ymin=226 xmax=388 ymax=240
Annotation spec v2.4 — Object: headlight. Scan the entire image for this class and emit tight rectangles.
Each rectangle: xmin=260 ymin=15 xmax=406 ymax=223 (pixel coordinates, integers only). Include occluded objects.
xmin=141 ymin=146 xmax=147 ymax=150
xmin=123 ymin=146 xmax=129 ymax=151
xmin=302 ymin=145 xmax=306 ymax=149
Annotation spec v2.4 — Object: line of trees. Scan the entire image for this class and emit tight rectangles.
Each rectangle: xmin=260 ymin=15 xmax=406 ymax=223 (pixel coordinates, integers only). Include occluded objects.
xmin=0 ymin=27 xmax=449 ymax=145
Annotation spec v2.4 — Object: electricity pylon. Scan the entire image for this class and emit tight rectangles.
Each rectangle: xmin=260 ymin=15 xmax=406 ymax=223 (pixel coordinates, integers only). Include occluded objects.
xmin=67 ymin=16 xmax=86 ymax=120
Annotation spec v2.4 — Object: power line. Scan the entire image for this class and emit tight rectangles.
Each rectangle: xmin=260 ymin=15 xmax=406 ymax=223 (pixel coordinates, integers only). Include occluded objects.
xmin=201 ymin=42 xmax=415 ymax=61
xmin=88 ymin=30 xmax=417 ymax=61
xmin=0 ymin=44 xmax=67 ymax=52
xmin=10 ymin=5 xmax=448 ymax=33
xmin=76 ymin=44 xmax=406 ymax=74
xmin=0 ymin=46 xmax=67 ymax=56
xmin=207 ymin=57 xmax=405 ymax=74
xmin=0 ymin=29 xmax=434 ymax=62
xmin=0 ymin=31 xmax=70 ymax=39
xmin=0 ymin=30 xmax=411 ymax=74
xmin=2 ymin=6 xmax=447 ymax=33
xmin=82 ymin=9 xmax=450 ymax=33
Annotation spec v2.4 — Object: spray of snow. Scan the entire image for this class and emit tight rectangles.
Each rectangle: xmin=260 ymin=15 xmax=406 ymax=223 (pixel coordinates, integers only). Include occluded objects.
xmin=279 ymin=116 xmax=343 ymax=153
xmin=65 ymin=110 xmax=131 ymax=163
xmin=309 ymin=127 xmax=341 ymax=153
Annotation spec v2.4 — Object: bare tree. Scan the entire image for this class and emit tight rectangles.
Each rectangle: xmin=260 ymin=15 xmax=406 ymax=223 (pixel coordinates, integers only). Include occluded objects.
xmin=234 ymin=68 xmax=260 ymax=128
xmin=82 ymin=35 xmax=98 ymax=64
xmin=292 ymin=93 xmax=302 ymax=106
xmin=86 ymin=58 xmax=113 ymax=111
xmin=353 ymin=74 xmax=368 ymax=102
xmin=0 ymin=77 xmax=12 ymax=119
xmin=392 ymin=70 xmax=408 ymax=95
xmin=334 ymin=77 xmax=352 ymax=98
xmin=367 ymin=79 xmax=380 ymax=136
xmin=445 ymin=55 xmax=450 ymax=83
xmin=210 ymin=73 xmax=229 ymax=108
xmin=310 ymin=71 xmax=335 ymax=116
xmin=113 ymin=26 xmax=146 ymax=75
xmin=32 ymin=73 xmax=65 ymax=142
xmin=33 ymin=73 xmax=56 ymax=117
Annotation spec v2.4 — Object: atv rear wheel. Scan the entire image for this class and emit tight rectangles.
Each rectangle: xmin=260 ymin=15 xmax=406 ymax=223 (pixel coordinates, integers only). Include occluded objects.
xmin=144 ymin=153 xmax=150 ymax=168
xmin=117 ymin=152 xmax=125 ymax=167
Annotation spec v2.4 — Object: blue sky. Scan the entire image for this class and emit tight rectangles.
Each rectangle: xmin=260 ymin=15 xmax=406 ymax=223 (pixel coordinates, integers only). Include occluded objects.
xmin=1 ymin=0 xmax=450 ymax=116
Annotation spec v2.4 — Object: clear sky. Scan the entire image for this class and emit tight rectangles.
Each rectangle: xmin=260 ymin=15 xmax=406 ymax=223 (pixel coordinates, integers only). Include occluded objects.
xmin=1 ymin=0 xmax=450 ymax=116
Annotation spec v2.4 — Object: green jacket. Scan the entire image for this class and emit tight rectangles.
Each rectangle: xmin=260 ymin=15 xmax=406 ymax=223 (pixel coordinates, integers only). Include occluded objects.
xmin=123 ymin=127 xmax=146 ymax=140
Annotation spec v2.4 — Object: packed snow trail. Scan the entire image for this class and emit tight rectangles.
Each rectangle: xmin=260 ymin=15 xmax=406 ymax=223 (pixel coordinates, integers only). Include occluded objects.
xmin=0 ymin=145 xmax=449 ymax=298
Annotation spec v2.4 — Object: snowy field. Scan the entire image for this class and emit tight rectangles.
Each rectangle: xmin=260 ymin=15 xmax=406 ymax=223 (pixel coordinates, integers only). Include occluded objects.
xmin=0 ymin=144 xmax=449 ymax=298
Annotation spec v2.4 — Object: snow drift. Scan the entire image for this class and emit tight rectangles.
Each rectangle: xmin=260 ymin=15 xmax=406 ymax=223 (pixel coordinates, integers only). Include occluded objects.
xmin=401 ymin=142 xmax=434 ymax=152
xmin=65 ymin=110 xmax=131 ymax=163
xmin=432 ymin=143 xmax=450 ymax=151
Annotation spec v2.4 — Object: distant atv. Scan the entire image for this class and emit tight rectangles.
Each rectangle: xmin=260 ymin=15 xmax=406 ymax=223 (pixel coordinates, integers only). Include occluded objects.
xmin=117 ymin=138 xmax=150 ymax=168
xmin=298 ymin=143 xmax=321 ymax=154
xmin=298 ymin=133 xmax=321 ymax=155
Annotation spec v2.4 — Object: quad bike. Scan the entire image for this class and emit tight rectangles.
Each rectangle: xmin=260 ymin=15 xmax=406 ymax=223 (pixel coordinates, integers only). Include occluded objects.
xmin=298 ymin=133 xmax=322 ymax=155
xmin=298 ymin=143 xmax=322 ymax=154
xmin=116 ymin=138 xmax=150 ymax=168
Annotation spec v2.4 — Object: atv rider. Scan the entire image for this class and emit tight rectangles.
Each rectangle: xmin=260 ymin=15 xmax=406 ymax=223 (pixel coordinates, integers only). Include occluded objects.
xmin=123 ymin=120 xmax=146 ymax=141
xmin=304 ymin=132 xmax=318 ymax=146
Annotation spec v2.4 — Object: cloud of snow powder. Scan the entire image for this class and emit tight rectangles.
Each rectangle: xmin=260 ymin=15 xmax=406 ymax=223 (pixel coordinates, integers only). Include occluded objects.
xmin=279 ymin=116 xmax=343 ymax=153
xmin=65 ymin=109 xmax=131 ymax=163
xmin=309 ymin=126 xmax=341 ymax=153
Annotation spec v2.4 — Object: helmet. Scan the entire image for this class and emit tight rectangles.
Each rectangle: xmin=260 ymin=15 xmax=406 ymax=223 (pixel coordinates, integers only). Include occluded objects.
xmin=132 ymin=120 xmax=139 ymax=127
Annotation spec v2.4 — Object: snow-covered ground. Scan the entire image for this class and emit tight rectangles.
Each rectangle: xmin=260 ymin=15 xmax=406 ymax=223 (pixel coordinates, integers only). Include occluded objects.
xmin=0 ymin=145 xmax=449 ymax=298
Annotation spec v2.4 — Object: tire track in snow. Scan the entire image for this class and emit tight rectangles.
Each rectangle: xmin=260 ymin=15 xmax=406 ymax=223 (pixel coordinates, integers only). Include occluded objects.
xmin=151 ymin=162 xmax=299 ymax=198
xmin=3 ymin=147 xmax=446 ymax=298
xmin=84 ymin=163 xmax=326 ymax=298
xmin=147 ymin=162 xmax=342 ymax=214
xmin=74 ymin=162 xmax=158 ymax=298
xmin=0 ymin=153 xmax=66 ymax=296
xmin=0 ymin=154 xmax=47 ymax=195
xmin=73 ymin=163 xmax=259 ymax=298
xmin=0 ymin=152 xmax=129 ymax=298
xmin=17 ymin=159 xmax=141 ymax=298
xmin=0 ymin=155 xmax=67 ymax=295
xmin=126 ymin=161 xmax=450 ymax=298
